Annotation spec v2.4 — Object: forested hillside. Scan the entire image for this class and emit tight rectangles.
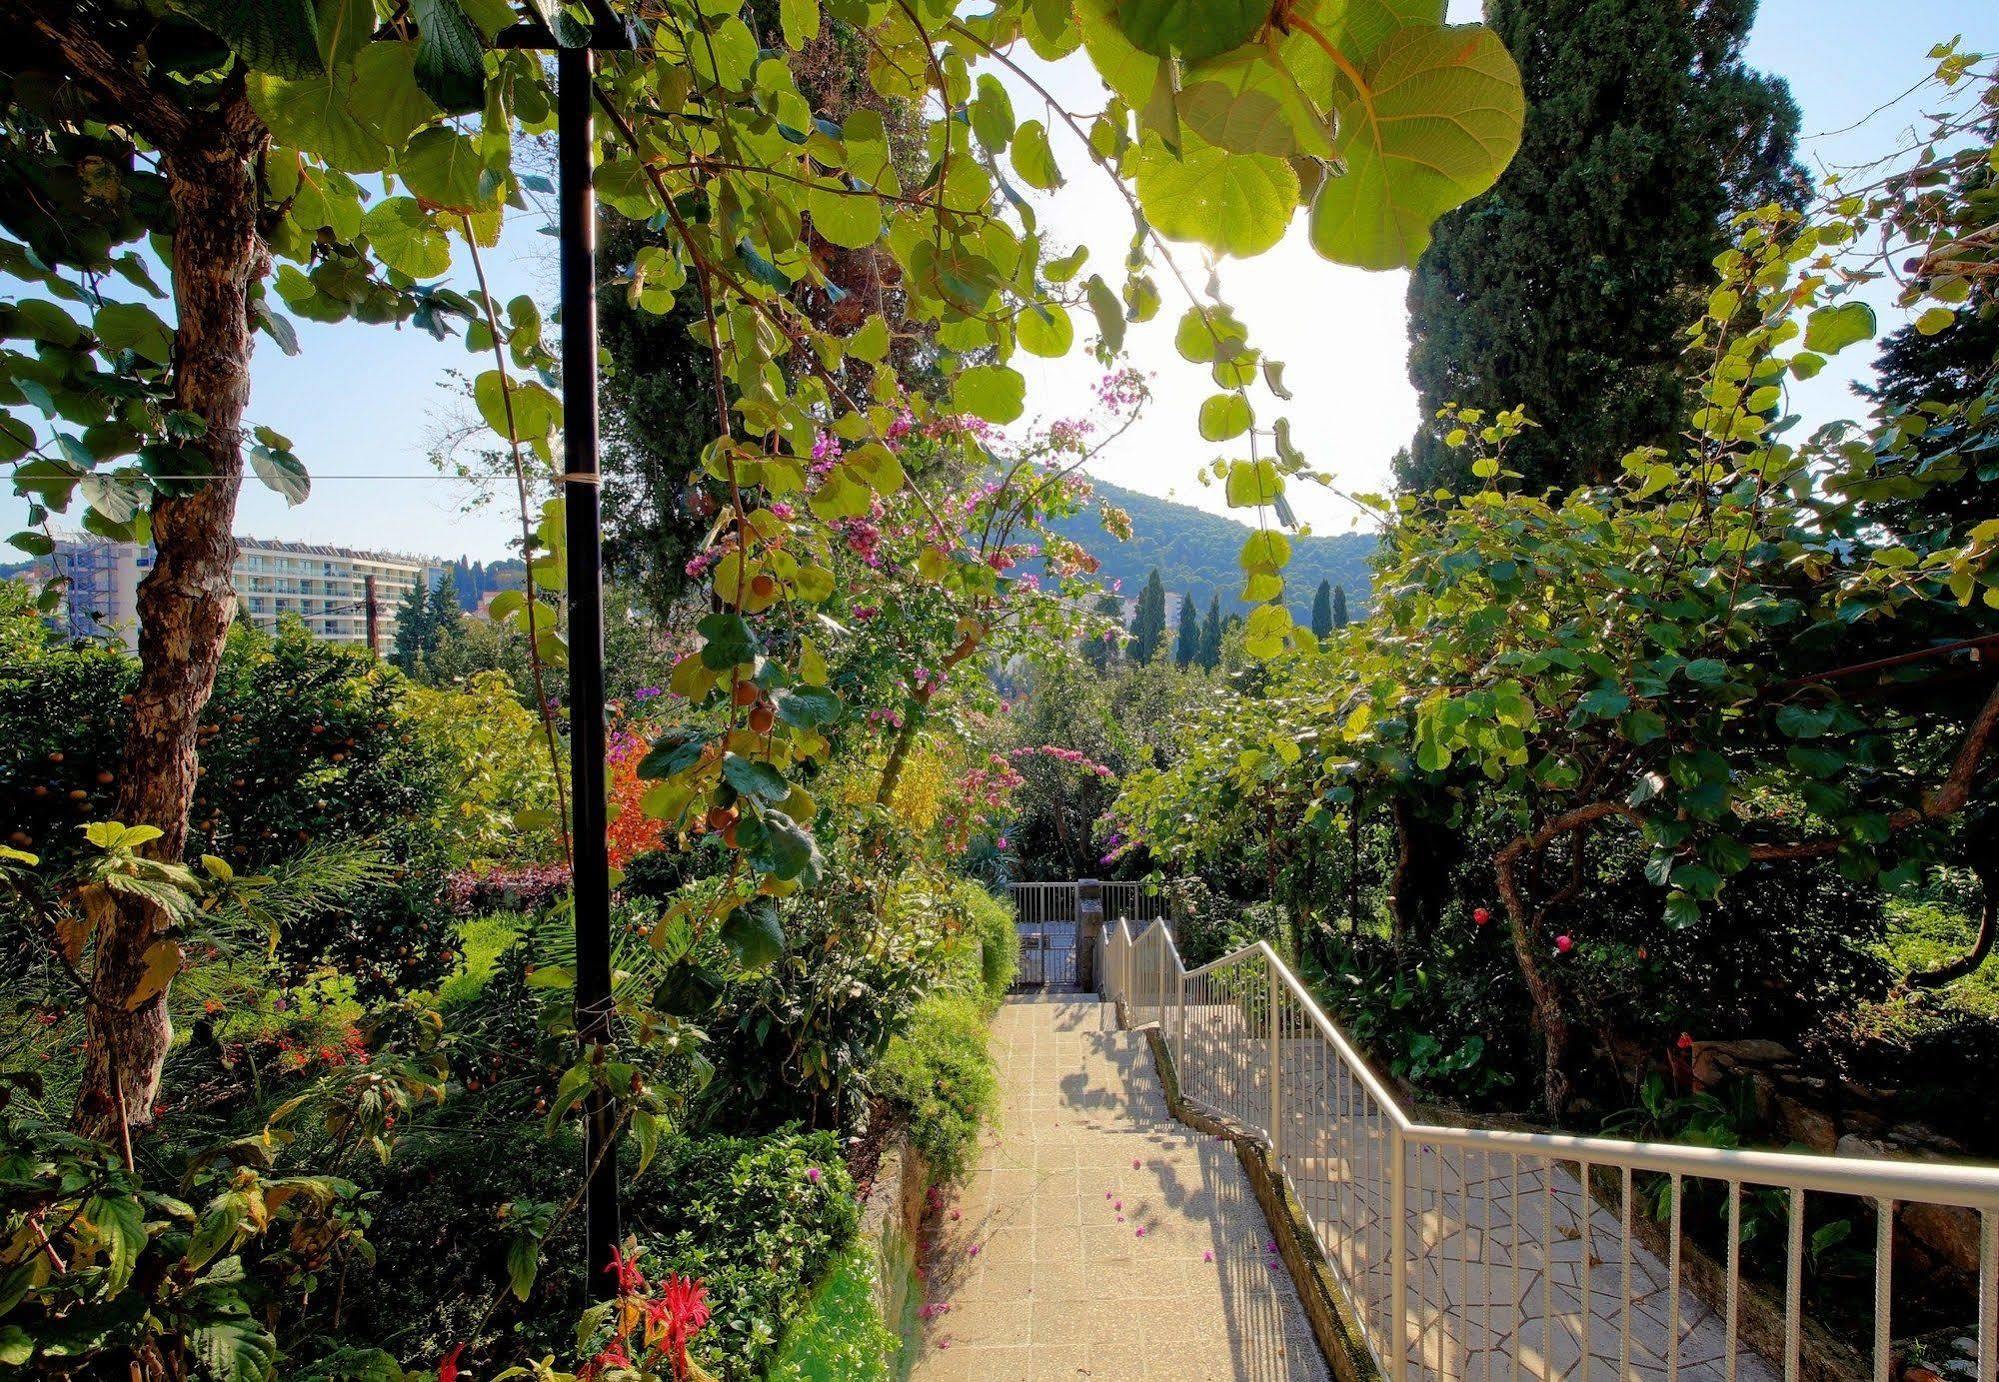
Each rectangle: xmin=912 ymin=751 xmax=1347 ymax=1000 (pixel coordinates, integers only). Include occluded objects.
xmin=1052 ymin=478 xmax=1376 ymax=617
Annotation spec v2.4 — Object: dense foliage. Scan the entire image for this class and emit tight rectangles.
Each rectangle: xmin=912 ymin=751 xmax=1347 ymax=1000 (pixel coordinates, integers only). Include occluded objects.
xmin=1400 ymin=0 xmax=1808 ymax=493
xmin=1114 ymin=49 xmax=1999 ymax=1121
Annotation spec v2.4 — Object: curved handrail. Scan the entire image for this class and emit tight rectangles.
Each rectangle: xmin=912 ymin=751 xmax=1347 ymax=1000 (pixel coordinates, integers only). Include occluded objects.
xmin=1135 ymin=927 xmax=1999 ymax=1208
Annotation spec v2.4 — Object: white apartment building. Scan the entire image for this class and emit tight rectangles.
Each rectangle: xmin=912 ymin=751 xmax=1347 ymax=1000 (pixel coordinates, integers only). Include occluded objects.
xmin=44 ymin=534 xmax=440 ymax=653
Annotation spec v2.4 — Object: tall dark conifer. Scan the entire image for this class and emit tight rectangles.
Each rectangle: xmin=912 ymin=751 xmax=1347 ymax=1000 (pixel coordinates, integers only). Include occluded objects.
xmin=1333 ymin=584 xmax=1350 ymax=629
xmin=1174 ymin=593 xmax=1201 ymax=667
xmin=1311 ymin=580 xmax=1334 ymax=640
xmin=1129 ymin=569 xmax=1168 ymax=664
xmin=1198 ymin=596 xmax=1224 ymax=671
xmin=1401 ymin=0 xmax=1808 ymax=495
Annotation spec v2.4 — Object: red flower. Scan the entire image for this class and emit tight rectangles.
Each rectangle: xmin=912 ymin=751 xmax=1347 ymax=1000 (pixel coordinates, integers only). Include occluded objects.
xmin=1554 ymin=934 xmax=1573 ymax=954
xmin=439 ymin=1344 xmax=464 ymax=1382
xmin=606 ymin=1246 xmax=649 ymax=1296
xmin=1472 ymin=907 xmax=1491 ymax=926
xmin=1676 ymin=1032 xmax=1694 ymax=1051
xmin=581 ymin=1341 xmax=631 ymax=1381
xmin=648 ymin=1273 xmax=712 ymax=1378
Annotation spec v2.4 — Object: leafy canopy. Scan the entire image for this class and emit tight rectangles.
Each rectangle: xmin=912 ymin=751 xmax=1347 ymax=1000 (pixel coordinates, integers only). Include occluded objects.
xmin=1 ymin=0 xmax=1526 ymax=930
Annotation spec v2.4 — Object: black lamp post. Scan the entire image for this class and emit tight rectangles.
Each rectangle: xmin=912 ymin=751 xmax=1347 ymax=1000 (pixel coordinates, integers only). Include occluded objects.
xmin=496 ymin=0 xmax=632 ymax=1295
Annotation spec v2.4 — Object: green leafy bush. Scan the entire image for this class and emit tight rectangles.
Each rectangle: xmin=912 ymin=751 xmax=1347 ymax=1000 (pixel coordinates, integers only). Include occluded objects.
xmin=942 ymin=879 xmax=1017 ymax=1008
xmin=765 ymin=1236 xmax=900 ymax=1382
xmin=0 ymin=622 xmax=460 ymax=996
xmin=634 ymin=1130 xmax=858 ymax=1381
xmin=874 ymin=995 xmax=1000 ymax=1183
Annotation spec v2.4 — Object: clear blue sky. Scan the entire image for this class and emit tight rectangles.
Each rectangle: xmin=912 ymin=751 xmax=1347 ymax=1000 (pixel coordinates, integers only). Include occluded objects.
xmin=9 ymin=1 xmax=1995 ymax=562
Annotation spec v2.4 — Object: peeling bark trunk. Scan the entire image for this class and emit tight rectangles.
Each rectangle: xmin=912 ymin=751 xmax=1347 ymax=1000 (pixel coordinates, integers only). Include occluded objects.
xmin=74 ymin=126 xmax=268 ymax=1139
xmin=1495 ymin=840 xmax=1573 ymax=1118
xmin=1912 ymin=859 xmax=1996 ymax=989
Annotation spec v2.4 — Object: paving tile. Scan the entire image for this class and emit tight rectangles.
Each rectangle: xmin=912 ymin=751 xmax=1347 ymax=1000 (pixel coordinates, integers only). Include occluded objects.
xmin=915 ymin=993 xmax=1776 ymax=1381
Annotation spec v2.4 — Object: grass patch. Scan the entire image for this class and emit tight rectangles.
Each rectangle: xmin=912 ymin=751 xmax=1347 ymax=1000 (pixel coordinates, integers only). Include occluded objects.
xmin=767 ymin=1236 xmax=901 ymax=1382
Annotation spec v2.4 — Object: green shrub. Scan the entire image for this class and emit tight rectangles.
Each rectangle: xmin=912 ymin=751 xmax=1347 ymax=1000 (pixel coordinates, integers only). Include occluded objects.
xmin=766 ymin=1236 xmax=900 ymax=1382
xmin=939 ymin=879 xmax=1016 ymax=1008
xmin=634 ymin=1130 xmax=859 ymax=1381
xmin=0 ymin=621 xmax=460 ymax=997
xmin=874 ymin=994 xmax=999 ymax=1182
xmin=340 ymin=1127 xmax=855 ymax=1379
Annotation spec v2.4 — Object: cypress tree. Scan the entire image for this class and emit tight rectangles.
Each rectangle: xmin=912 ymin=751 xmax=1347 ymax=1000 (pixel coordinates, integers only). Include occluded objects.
xmin=1197 ymin=595 xmax=1223 ymax=671
xmin=1400 ymin=0 xmax=1808 ymax=495
xmin=1333 ymin=584 xmax=1350 ymax=629
xmin=1174 ymin=592 xmax=1201 ymax=668
xmin=1311 ymin=579 xmax=1334 ymax=640
xmin=390 ymin=581 xmax=432 ymax=672
xmin=428 ymin=570 xmax=464 ymax=643
xmin=1085 ymin=592 xmax=1124 ymax=672
xmin=1129 ymin=568 xmax=1168 ymax=664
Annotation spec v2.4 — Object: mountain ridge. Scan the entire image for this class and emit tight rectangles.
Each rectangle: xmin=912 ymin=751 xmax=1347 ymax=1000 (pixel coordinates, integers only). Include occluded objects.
xmin=1051 ymin=477 xmax=1376 ymax=619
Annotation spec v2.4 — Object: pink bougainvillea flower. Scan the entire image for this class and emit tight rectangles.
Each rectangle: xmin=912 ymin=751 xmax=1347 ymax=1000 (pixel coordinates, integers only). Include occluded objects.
xmin=950 ymin=1208 xmax=961 ymax=1220
xmin=1203 ymin=1250 xmax=1214 ymax=1262
xmin=1132 ymin=1158 xmax=1141 ymax=1169
xmin=1135 ymin=1227 xmax=1145 ymax=1237
xmin=805 ymin=1166 xmax=822 ymax=1184
xmin=968 ymin=1244 xmax=980 ymax=1257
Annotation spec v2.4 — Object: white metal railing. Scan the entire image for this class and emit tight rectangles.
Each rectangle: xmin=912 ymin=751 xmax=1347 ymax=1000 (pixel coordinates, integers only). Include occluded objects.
xmin=1010 ymin=881 xmax=1171 ymax=925
xmin=1098 ymin=918 xmax=1999 ymax=1382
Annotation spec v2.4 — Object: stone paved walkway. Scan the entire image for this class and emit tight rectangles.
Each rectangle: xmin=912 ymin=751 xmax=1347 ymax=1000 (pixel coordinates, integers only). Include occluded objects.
xmin=911 ymin=993 xmax=1330 ymax=1381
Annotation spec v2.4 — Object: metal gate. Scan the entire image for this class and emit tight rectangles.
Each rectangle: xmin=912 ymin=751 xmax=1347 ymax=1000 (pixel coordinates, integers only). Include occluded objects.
xmin=1009 ymin=883 xmax=1079 ymax=989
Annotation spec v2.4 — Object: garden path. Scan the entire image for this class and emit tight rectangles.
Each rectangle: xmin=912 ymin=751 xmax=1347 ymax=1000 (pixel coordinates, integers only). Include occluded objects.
xmin=910 ymin=993 xmax=1331 ymax=1381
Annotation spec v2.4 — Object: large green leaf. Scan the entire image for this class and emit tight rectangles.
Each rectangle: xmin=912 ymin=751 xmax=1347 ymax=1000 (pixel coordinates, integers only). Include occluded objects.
xmin=411 ymin=0 xmax=486 ymax=115
xmin=362 ymin=197 xmax=451 ymax=278
xmin=397 ymin=127 xmax=492 ymax=212
xmin=1803 ymin=301 xmax=1876 ymax=353
xmin=720 ymin=904 xmax=786 ymax=967
xmin=1308 ymin=24 xmax=1523 ymax=270
xmin=1010 ymin=120 xmax=1063 ymax=191
xmin=175 ymin=0 xmax=323 ymax=78
xmin=952 ymin=365 xmax=1026 ymax=424
xmin=808 ymin=183 xmax=883 ymax=249
xmin=1134 ymin=134 xmax=1297 ymax=258
xmin=1114 ymin=0 xmax=1266 ymax=62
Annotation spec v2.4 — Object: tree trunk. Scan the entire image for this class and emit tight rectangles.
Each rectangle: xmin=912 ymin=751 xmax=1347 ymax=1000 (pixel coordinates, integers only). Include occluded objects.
xmin=75 ymin=124 xmax=267 ymax=1139
xmin=1495 ymin=844 xmax=1572 ymax=1118
xmin=1912 ymin=858 xmax=1996 ymax=989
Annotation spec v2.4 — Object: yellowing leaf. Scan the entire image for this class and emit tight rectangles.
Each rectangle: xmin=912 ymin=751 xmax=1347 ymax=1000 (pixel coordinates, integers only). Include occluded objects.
xmin=1308 ymin=24 xmax=1524 ymax=270
xmin=127 ymin=939 xmax=183 ymax=1010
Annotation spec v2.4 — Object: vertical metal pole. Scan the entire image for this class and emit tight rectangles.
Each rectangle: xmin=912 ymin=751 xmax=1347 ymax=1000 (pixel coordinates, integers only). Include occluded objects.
xmin=1175 ymin=967 xmax=1185 ymax=1077
xmin=1389 ymin=1123 xmax=1409 ymax=1382
xmin=1268 ymin=954 xmax=1282 ymax=1163
xmin=363 ymin=573 xmax=378 ymax=655
xmin=1156 ymin=924 xmax=1166 ymax=1029
xmin=559 ymin=42 xmax=619 ymax=1298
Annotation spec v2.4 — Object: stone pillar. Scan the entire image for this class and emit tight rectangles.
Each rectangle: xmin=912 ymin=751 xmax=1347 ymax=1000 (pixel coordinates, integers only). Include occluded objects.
xmin=1075 ymin=877 xmax=1103 ymax=990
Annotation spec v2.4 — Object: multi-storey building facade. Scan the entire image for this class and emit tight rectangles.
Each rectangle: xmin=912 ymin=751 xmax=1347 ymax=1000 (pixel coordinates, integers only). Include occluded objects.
xmin=44 ymin=534 xmax=440 ymax=653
